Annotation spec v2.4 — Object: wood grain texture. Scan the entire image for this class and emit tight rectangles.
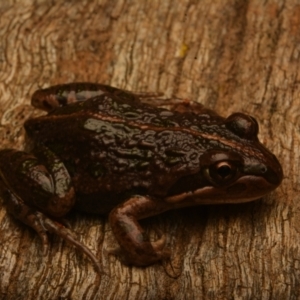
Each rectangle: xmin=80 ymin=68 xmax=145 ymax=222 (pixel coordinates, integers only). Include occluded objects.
xmin=0 ymin=1 xmax=297 ymax=299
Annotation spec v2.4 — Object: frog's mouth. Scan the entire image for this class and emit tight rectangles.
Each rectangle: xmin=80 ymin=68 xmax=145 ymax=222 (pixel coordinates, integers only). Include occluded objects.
xmin=165 ymin=174 xmax=282 ymax=206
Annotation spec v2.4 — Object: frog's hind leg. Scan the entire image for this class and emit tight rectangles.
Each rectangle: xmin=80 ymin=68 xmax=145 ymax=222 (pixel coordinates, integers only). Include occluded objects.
xmin=0 ymin=148 xmax=103 ymax=274
xmin=2 ymin=189 xmax=103 ymax=274
xmin=31 ymin=82 xmax=164 ymax=112
xmin=31 ymin=82 xmax=115 ymax=111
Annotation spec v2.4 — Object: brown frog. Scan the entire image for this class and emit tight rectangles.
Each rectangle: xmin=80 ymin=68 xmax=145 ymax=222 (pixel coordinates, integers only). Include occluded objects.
xmin=0 ymin=83 xmax=283 ymax=272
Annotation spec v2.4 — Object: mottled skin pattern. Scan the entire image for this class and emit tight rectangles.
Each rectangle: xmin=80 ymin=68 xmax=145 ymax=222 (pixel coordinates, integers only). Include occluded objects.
xmin=0 ymin=83 xmax=283 ymax=272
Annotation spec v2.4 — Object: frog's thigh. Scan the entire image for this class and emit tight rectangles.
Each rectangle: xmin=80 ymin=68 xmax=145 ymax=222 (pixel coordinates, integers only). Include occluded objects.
xmin=0 ymin=148 xmax=75 ymax=243
xmin=0 ymin=148 xmax=75 ymax=218
xmin=109 ymin=196 xmax=171 ymax=266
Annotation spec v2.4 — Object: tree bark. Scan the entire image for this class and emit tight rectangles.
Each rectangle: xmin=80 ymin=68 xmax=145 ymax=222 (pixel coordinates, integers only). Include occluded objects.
xmin=0 ymin=1 xmax=297 ymax=299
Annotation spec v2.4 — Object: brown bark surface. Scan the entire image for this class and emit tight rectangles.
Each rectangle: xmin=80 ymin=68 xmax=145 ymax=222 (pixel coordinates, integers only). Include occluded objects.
xmin=0 ymin=1 xmax=297 ymax=299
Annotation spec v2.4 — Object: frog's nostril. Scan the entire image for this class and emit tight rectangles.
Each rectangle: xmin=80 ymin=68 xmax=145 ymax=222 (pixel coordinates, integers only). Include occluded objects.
xmin=260 ymin=165 xmax=267 ymax=173
xmin=244 ymin=161 xmax=282 ymax=187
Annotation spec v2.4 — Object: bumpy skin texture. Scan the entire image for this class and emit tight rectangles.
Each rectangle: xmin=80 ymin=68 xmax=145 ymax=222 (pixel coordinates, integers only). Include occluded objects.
xmin=0 ymin=83 xmax=283 ymax=271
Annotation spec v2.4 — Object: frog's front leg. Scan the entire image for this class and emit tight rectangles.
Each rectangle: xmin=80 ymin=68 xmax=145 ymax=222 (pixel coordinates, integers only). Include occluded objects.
xmin=0 ymin=147 xmax=102 ymax=273
xmin=109 ymin=196 xmax=172 ymax=266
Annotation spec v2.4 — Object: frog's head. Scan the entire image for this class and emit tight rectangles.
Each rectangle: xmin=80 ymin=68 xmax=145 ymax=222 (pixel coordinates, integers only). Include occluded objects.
xmin=166 ymin=113 xmax=283 ymax=205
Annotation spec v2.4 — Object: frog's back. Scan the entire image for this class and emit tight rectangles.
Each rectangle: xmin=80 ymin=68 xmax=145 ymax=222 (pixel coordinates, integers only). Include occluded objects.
xmin=24 ymin=93 xmax=229 ymax=199
xmin=43 ymin=91 xmax=225 ymax=129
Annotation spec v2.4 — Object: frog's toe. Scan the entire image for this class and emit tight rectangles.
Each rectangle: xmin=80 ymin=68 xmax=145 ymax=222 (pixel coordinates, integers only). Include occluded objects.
xmin=151 ymin=239 xmax=171 ymax=261
xmin=151 ymin=228 xmax=166 ymax=250
xmin=55 ymin=217 xmax=72 ymax=229
xmin=41 ymin=238 xmax=49 ymax=256
xmin=42 ymin=217 xmax=104 ymax=274
xmin=14 ymin=203 xmax=103 ymax=274
xmin=27 ymin=211 xmax=50 ymax=255
xmin=150 ymin=229 xmax=171 ymax=256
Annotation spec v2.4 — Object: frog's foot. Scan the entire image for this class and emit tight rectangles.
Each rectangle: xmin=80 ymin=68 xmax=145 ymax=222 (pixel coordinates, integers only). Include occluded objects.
xmin=31 ymin=82 xmax=164 ymax=112
xmin=3 ymin=191 xmax=103 ymax=274
xmin=109 ymin=196 xmax=171 ymax=266
xmin=151 ymin=230 xmax=167 ymax=252
xmin=53 ymin=217 xmax=72 ymax=229
xmin=107 ymin=230 xmax=170 ymax=266
xmin=23 ymin=210 xmax=50 ymax=255
xmin=42 ymin=216 xmax=104 ymax=274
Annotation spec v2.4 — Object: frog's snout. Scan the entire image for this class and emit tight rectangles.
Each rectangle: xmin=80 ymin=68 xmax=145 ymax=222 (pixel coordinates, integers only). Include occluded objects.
xmin=260 ymin=152 xmax=283 ymax=187
xmin=244 ymin=154 xmax=283 ymax=187
xmin=263 ymin=163 xmax=283 ymax=186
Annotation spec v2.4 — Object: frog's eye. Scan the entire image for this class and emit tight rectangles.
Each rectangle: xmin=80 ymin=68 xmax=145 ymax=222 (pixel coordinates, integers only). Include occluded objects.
xmin=201 ymin=150 xmax=242 ymax=186
xmin=225 ymin=113 xmax=259 ymax=140
xmin=215 ymin=162 xmax=234 ymax=179
xmin=208 ymin=161 xmax=237 ymax=184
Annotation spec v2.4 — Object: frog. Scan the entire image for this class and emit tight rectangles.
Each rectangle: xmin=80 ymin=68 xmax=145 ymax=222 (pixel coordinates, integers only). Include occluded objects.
xmin=0 ymin=82 xmax=283 ymax=272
